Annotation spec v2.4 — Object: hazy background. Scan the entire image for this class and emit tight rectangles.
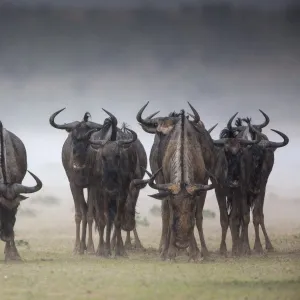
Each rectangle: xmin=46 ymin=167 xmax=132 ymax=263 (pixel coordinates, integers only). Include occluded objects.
xmin=0 ymin=2 xmax=299 ymax=217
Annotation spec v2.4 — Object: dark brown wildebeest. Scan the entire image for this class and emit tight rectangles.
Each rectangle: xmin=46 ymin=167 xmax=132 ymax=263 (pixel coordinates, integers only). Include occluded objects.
xmin=134 ymin=104 xmax=216 ymax=261
xmin=49 ymin=109 xmax=103 ymax=255
xmin=212 ymin=117 xmax=260 ymax=256
xmin=232 ymin=114 xmax=289 ymax=253
xmin=88 ymin=111 xmax=147 ymax=257
xmin=0 ymin=121 xmax=43 ymax=261
xmin=134 ymin=102 xmax=221 ymax=260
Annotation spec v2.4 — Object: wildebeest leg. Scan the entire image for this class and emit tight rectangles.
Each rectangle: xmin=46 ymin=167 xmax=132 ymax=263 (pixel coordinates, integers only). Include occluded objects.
xmin=215 ymin=187 xmax=229 ymax=256
xmin=195 ymin=193 xmax=209 ymax=258
xmin=125 ymin=231 xmax=132 ymax=249
xmin=167 ymin=230 xmax=177 ymax=261
xmin=159 ymin=199 xmax=169 ymax=253
xmin=4 ymin=239 xmax=22 ymax=261
xmin=105 ymin=219 xmax=113 ymax=256
xmin=240 ymin=193 xmax=251 ymax=255
xmin=253 ymin=196 xmax=264 ymax=254
xmin=114 ymin=197 xmax=127 ymax=257
xmin=133 ymin=227 xmax=144 ymax=250
xmin=86 ymin=186 xmax=96 ymax=255
xmin=188 ymin=231 xmax=201 ymax=262
xmin=111 ymin=226 xmax=116 ymax=250
xmin=70 ymin=182 xmax=85 ymax=255
xmin=259 ymin=188 xmax=274 ymax=252
xmin=96 ymin=223 xmax=106 ymax=256
xmin=160 ymin=202 xmax=171 ymax=261
xmin=229 ymin=193 xmax=240 ymax=256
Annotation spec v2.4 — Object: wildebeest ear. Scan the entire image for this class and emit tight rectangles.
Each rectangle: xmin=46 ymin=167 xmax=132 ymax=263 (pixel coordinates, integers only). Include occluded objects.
xmin=148 ymin=192 xmax=170 ymax=201
xmin=66 ymin=128 xmax=73 ymax=133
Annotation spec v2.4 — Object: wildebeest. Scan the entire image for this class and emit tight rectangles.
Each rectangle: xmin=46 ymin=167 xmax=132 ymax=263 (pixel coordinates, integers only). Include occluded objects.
xmin=49 ymin=109 xmax=103 ymax=255
xmin=88 ymin=111 xmax=147 ymax=257
xmin=212 ymin=117 xmax=260 ymax=255
xmin=136 ymin=103 xmax=216 ymax=261
xmin=230 ymin=114 xmax=289 ymax=253
xmin=0 ymin=121 xmax=43 ymax=261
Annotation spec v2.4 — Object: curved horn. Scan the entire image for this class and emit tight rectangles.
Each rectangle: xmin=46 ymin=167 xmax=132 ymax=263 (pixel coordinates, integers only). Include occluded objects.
xmin=12 ymin=170 xmax=43 ymax=194
xmin=263 ymin=129 xmax=289 ymax=148
xmin=227 ymin=112 xmax=239 ymax=131
xmin=186 ymin=181 xmax=215 ymax=195
xmin=256 ymin=109 xmax=270 ymax=129
xmin=49 ymin=108 xmax=79 ymax=131
xmin=146 ymin=168 xmax=180 ymax=194
xmin=207 ymin=123 xmax=218 ymax=134
xmin=146 ymin=111 xmax=160 ymax=120
xmin=83 ymin=128 xmax=99 ymax=140
xmin=213 ymin=138 xmax=229 ymax=146
xmin=102 ymin=109 xmax=118 ymax=127
xmin=136 ymin=102 xmax=157 ymax=127
xmin=187 ymin=102 xmax=200 ymax=123
xmin=118 ymin=128 xmax=137 ymax=146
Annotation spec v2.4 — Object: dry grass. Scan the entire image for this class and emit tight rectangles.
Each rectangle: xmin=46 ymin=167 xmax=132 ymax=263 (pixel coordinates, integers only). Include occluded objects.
xmin=0 ymin=200 xmax=300 ymax=300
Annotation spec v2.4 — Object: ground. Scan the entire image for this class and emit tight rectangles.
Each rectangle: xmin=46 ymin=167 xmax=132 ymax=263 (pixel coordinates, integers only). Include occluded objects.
xmin=0 ymin=198 xmax=300 ymax=300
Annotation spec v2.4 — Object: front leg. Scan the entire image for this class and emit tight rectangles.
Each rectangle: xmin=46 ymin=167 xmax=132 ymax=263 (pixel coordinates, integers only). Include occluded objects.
xmin=188 ymin=232 xmax=201 ymax=262
xmin=125 ymin=231 xmax=133 ymax=250
xmin=69 ymin=183 xmax=85 ymax=255
xmin=114 ymin=196 xmax=127 ymax=257
xmin=86 ymin=186 xmax=96 ymax=255
xmin=167 ymin=230 xmax=177 ymax=261
xmin=195 ymin=193 xmax=209 ymax=258
xmin=215 ymin=187 xmax=229 ymax=256
xmin=5 ymin=239 xmax=22 ymax=262
xmin=133 ymin=227 xmax=144 ymax=250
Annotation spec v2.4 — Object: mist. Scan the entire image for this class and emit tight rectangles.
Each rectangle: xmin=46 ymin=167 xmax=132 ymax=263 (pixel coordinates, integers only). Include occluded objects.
xmin=0 ymin=4 xmax=299 ymax=214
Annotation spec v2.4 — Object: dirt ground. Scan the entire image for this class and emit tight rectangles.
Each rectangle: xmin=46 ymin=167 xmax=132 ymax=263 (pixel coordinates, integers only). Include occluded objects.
xmin=0 ymin=194 xmax=300 ymax=300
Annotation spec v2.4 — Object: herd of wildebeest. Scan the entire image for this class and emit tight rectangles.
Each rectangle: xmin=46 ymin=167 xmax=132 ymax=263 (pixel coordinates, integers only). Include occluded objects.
xmin=0 ymin=102 xmax=289 ymax=262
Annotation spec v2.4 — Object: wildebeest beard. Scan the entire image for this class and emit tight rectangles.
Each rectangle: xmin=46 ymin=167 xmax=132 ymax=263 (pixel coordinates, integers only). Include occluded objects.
xmin=103 ymin=169 xmax=120 ymax=191
xmin=225 ymin=150 xmax=242 ymax=187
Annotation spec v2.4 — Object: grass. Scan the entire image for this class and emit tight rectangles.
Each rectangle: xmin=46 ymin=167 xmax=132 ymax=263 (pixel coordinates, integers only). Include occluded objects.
xmin=0 ymin=222 xmax=300 ymax=300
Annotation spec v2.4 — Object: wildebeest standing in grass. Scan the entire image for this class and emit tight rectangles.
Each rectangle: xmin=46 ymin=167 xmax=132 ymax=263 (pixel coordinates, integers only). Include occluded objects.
xmin=136 ymin=104 xmax=215 ymax=261
xmin=136 ymin=102 xmax=219 ymax=259
xmin=212 ymin=116 xmax=260 ymax=256
xmin=231 ymin=115 xmax=289 ymax=253
xmin=49 ymin=109 xmax=103 ymax=255
xmin=88 ymin=111 xmax=147 ymax=257
xmin=110 ymin=123 xmax=148 ymax=251
xmin=0 ymin=121 xmax=43 ymax=261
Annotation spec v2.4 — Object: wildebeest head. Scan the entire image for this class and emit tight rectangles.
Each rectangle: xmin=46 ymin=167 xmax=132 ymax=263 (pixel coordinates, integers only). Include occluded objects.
xmin=227 ymin=109 xmax=270 ymax=137
xmin=213 ymin=113 xmax=260 ymax=188
xmin=49 ymin=108 xmax=102 ymax=169
xmin=146 ymin=168 xmax=214 ymax=249
xmin=0 ymin=171 xmax=42 ymax=241
xmin=89 ymin=110 xmax=137 ymax=192
xmin=137 ymin=101 xmax=218 ymax=136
